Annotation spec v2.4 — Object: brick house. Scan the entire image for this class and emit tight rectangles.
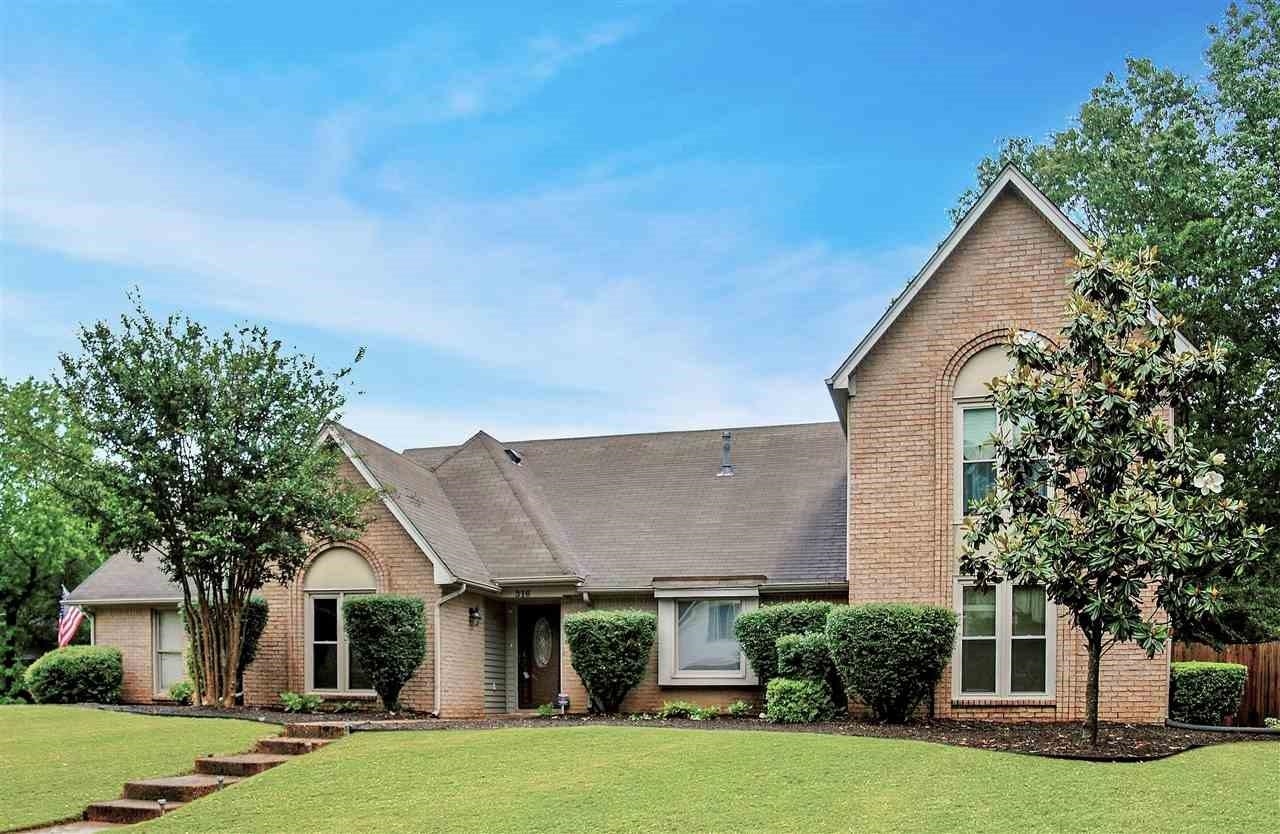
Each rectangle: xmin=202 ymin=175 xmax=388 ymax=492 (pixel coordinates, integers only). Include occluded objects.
xmin=69 ymin=166 xmax=1170 ymax=722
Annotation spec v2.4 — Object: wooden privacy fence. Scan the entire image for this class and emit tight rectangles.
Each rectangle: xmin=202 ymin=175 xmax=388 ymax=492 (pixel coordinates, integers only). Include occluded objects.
xmin=1172 ymin=641 xmax=1280 ymax=726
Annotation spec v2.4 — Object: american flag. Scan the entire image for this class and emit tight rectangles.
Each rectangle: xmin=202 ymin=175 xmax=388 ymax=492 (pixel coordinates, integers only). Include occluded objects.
xmin=58 ymin=587 xmax=86 ymax=648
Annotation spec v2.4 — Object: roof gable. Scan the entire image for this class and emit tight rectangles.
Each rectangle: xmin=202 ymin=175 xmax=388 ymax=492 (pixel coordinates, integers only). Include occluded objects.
xmin=826 ymin=164 xmax=1193 ymax=403
xmin=324 ymin=424 xmax=496 ymax=589
xmin=827 ymin=166 xmax=1086 ymax=393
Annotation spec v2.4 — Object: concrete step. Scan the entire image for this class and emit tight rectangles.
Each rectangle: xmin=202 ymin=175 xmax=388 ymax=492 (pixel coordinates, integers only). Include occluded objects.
xmin=123 ymin=774 xmax=241 ymax=802
xmin=256 ymin=736 xmax=331 ymax=755
xmin=194 ymin=752 xmax=293 ymax=777
xmin=84 ymin=798 xmax=185 ymax=824
xmin=284 ymin=721 xmax=349 ymax=739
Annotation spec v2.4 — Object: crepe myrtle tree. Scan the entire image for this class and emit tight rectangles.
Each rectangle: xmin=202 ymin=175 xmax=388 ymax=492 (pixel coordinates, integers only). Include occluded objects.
xmin=58 ymin=294 xmax=373 ymax=706
xmin=962 ymin=244 xmax=1267 ymax=747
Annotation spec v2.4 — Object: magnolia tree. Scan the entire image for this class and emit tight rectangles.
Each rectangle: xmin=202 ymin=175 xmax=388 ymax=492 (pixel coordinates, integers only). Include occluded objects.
xmin=962 ymin=245 xmax=1267 ymax=746
xmin=59 ymin=297 xmax=372 ymax=706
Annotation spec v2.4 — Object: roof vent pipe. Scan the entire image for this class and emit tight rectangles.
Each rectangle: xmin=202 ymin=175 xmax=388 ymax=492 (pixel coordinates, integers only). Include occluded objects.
xmin=717 ymin=431 xmax=734 ymax=477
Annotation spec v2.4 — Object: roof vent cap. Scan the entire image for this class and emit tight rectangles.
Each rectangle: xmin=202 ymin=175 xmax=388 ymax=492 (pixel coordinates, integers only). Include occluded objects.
xmin=504 ymin=448 xmax=523 ymax=465
xmin=717 ymin=431 xmax=734 ymax=477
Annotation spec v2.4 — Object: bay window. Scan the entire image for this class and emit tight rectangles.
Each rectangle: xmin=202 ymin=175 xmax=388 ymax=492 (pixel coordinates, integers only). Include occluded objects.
xmin=656 ymin=588 xmax=758 ymax=686
xmin=955 ymin=581 xmax=1054 ymax=699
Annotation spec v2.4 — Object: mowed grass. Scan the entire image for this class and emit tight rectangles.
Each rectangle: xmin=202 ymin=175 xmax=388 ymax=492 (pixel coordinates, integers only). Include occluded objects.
xmin=136 ymin=727 xmax=1279 ymax=834
xmin=0 ymin=705 xmax=274 ymax=831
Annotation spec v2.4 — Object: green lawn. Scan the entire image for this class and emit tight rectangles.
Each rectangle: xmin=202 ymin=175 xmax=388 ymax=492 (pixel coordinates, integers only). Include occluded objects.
xmin=133 ymin=727 xmax=1279 ymax=834
xmin=0 ymin=705 xmax=274 ymax=831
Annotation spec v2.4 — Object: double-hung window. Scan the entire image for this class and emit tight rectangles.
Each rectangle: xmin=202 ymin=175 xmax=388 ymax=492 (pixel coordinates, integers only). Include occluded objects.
xmin=153 ymin=608 xmax=186 ymax=695
xmin=955 ymin=581 xmax=1054 ymax=699
xmin=303 ymin=547 xmax=377 ymax=695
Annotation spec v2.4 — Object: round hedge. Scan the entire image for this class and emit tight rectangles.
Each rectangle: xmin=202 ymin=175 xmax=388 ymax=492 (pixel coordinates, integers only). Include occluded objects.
xmin=765 ymin=677 xmax=832 ymax=723
xmin=342 ymin=595 xmax=426 ymax=711
xmin=24 ymin=646 xmax=123 ymax=704
xmin=826 ymin=603 xmax=956 ymax=723
xmin=733 ymin=601 xmax=834 ymax=684
xmin=1169 ymin=661 xmax=1247 ymax=725
xmin=563 ymin=609 xmax=656 ymax=713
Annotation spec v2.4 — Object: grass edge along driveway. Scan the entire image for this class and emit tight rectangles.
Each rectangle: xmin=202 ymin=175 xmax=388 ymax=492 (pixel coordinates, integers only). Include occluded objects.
xmin=0 ymin=705 xmax=274 ymax=831
xmin=135 ymin=726 xmax=1279 ymax=833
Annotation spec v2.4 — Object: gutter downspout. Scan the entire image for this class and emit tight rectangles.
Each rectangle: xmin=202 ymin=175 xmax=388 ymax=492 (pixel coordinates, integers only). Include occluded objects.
xmin=432 ymin=583 xmax=468 ymax=717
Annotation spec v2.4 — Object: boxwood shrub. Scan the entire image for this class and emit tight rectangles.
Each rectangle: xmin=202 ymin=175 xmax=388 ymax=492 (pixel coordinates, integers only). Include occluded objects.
xmin=734 ymin=601 xmax=834 ymax=684
xmin=342 ymin=595 xmax=426 ymax=711
xmin=826 ymin=603 xmax=956 ymax=723
xmin=765 ymin=677 xmax=832 ymax=723
xmin=1169 ymin=661 xmax=1247 ymax=725
xmin=24 ymin=646 xmax=123 ymax=704
xmin=564 ymin=609 xmax=656 ymax=713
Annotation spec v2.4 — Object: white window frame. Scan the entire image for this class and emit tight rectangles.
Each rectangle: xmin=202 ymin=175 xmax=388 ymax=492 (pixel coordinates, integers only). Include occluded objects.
xmin=952 ymin=579 xmax=1056 ymax=701
xmin=305 ymin=590 xmax=375 ymax=696
xmin=955 ymin=398 xmax=999 ymax=521
xmin=656 ymin=588 xmax=759 ymax=687
xmin=152 ymin=607 xmax=186 ymax=696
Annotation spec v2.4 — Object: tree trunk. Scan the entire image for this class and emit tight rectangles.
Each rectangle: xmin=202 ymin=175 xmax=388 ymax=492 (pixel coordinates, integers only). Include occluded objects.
xmin=1085 ymin=627 xmax=1103 ymax=748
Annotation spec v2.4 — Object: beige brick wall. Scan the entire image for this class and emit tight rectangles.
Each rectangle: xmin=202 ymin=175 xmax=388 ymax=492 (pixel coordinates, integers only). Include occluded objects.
xmin=92 ymin=605 xmax=159 ymax=703
xmin=244 ymin=458 xmax=446 ymax=713
xmin=846 ymin=187 xmax=1167 ymax=723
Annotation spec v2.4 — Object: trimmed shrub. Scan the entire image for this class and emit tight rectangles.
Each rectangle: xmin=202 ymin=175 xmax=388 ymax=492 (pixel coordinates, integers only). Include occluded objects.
xmin=765 ymin=677 xmax=832 ymax=723
xmin=237 ymin=597 xmax=269 ymax=678
xmin=24 ymin=646 xmax=123 ymax=704
xmin=827 ymin=603 xmax=957 ymax=723
xmin=1170 ymin=661 xmax=1247 ymax=725
xmin=727 ymin=699 xmax=754 ymax=718
xmin=343 ymin=595 xmax=427 ymax=711
xmin=734 ymin=601 xmax=834 ymax=683
xmin=777 ymin=632 xmax=833 ymax=683
xmin=777 ymin=631 xmax=839 ymax=713
xmin=563 ymin=609 xmax=656 ymax=713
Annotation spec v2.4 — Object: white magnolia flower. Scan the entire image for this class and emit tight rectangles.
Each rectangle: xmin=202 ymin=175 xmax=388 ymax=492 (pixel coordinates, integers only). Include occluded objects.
xmin=1193 ymin=471 xmax=1224 ymax=495
xmin=1210 ymin=452 xmax=1226 ymax=467
xmin=1014 ymin=330 xmax=1045 ymax=348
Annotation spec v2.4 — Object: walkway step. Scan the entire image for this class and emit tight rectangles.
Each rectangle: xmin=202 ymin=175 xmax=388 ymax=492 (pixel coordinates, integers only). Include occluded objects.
xmin=284 ymin=721 xmax=349 ymax=739
xmin=84 ymin=798 xmax=185 ymax=824
xmin=194 ymin=752 xmax=293 ymax=777
xmin=256 ymin=736 xmax=331 ymax=755
xmin=123 ymin=774 xmax=242 ymax=802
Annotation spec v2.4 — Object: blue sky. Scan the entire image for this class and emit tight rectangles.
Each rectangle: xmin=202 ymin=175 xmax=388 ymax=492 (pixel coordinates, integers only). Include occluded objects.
xmin=1 ymin=1 xmax=1221 ymax=448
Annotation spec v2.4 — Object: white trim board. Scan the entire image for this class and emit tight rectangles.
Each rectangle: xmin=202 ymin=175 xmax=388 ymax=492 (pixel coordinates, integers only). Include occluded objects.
xmin=825 ymin=164 xmax=1193 ymax=400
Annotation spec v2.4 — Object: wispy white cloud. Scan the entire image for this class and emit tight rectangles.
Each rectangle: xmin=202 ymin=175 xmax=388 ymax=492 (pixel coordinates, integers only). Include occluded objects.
xmin=1 ymin=20 xmax=926 ymax=448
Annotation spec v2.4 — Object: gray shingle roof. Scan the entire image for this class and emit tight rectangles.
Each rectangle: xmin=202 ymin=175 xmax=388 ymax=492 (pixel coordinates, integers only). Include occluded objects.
xmin=409 ymin=421 xmax=848 ymax=589
xmin=67 ymin=548 xmax=181 ymax=603
xmin=333 ymin=425 xmax=494 ymax=587
xmin=70 ymin=421 xmax=847 ymax=602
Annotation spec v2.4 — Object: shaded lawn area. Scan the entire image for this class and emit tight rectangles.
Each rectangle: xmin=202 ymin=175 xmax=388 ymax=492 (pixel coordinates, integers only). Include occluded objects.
xmin=137 ymin=727 xmax=1279 ymax=834
xmin=0 ymin=705 xmax=274 ymax=831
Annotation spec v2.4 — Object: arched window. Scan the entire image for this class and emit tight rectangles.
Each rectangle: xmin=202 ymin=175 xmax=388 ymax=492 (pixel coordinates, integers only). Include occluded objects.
xmin=304 ymin=547 xmax=376 ymax=694
xmin=951 ymin=342 xmax=1054 ymax=700
xmin=954 ymin=345 xmax=1013 ymax=517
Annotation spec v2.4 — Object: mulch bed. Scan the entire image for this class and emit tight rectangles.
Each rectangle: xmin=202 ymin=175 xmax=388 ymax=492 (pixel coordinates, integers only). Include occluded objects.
xmin=95 ymin=704 xmax=1273 ymax=761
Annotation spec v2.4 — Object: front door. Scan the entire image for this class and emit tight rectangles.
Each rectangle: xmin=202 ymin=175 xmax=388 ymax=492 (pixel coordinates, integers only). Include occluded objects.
xmin=517 ymin=604 xmax=560 ymax=709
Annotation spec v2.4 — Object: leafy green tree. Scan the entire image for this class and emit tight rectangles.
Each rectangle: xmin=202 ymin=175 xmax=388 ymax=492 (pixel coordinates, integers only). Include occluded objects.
xmin=952 ymin=1 xmax=1280 ymax=641
xmin=0 ymin=379 xmax=105 ymax=700
xmin=962 ymin=246 xmax=1267 ymax=746
xmin=58 ymin=296 xmax=372 ymax=706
